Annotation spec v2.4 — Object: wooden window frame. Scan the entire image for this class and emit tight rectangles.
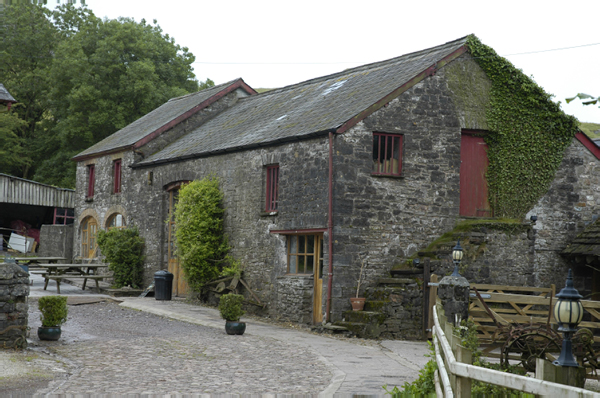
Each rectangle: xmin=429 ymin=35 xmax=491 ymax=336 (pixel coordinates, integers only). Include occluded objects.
xmin=372 ymin=132 xmax=403 ymax=176
xmin=53 ymin=208 xmax=74 ymax=225
xmin=265 ymin=164 xmax=279 ymax=212
xmin=106 ymin=213 xmax=126 ymax=229
xmin=113 ymin=159 xmax=122 ymax=194
xmin=286 ymin=234 xmax=323 ymax=275
xmin=86 ymin=164 xmax=95 ymax=199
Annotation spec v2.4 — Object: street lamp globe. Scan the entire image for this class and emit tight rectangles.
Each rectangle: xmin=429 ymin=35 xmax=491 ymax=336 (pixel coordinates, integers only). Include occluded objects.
xmin=553 ymin=269 xmax=584 ymax=367
xmin=451 ymin=239 xmax=463 ymax=277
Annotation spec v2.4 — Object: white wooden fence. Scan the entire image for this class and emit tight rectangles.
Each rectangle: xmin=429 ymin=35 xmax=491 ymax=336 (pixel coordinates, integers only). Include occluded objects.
xmin=432 ymin=304 xmax=600 ymax=397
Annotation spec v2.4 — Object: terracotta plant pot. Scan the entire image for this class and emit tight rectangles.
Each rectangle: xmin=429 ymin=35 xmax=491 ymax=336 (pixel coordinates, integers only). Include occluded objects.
xmin=38 ymin=326 xmax=61 ymax=341
xmin=350 ymin=297 xmax=366 ymax=311
xmin=225 ymin=321 xmax=246 ymax=335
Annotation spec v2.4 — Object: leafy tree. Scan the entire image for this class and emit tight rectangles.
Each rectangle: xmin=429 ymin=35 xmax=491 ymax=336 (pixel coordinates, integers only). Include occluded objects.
xmin=567 ymin=93 xmax=599 ymax=107
xmin=174 ymin=177 xmax=230 ymax=291
xmin=1 ymin=3 xmax=212 ymax=187
xmin=0 ymin=2 xmax=58 ymax=178
xmin=0 ymin=111 xmax=29 ymax=173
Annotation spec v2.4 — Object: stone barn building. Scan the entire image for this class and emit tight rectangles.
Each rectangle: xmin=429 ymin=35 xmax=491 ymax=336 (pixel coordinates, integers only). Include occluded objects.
xmin=71 ymin=35 xmax=600 ymax=327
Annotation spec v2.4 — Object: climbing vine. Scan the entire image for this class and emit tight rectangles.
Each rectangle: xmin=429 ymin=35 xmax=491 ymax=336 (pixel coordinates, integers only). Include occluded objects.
xmin=466 ymin=35 xmax=579 ymax=218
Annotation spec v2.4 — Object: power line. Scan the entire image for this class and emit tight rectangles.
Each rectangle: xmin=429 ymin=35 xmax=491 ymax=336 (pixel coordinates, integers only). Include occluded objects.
xmin=503 ymin=42 xmax=600 ymax=57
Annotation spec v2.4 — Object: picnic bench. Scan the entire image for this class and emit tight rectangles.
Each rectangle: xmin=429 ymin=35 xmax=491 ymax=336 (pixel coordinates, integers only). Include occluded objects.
xmin=38 ymin=264 xmax=109 ymax=294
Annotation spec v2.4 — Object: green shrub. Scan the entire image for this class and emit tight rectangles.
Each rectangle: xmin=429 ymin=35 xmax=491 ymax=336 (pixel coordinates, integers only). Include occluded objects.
xmin=97 ymin=227 xmax=145 ymax=288
xmin=174 ymin=177 xmax=230 ymax=291
xmin=38 ymin=296 xmax=68 ymax=327
xmin=218 ymin=294 xmax=245 ymax=321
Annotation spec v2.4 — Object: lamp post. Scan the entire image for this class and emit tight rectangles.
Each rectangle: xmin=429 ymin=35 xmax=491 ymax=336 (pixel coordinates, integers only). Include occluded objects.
xmin=451 ymin=239 xmax=463 ymax=277
xmin=553 ymin=269 xmax=583 ymax=367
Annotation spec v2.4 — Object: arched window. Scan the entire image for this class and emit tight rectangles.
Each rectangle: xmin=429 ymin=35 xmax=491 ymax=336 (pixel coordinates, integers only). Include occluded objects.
xmin=81 ymin=216 xmax=98 ymax=258
xmin=106 ymin=213 xmax=126 ymax=229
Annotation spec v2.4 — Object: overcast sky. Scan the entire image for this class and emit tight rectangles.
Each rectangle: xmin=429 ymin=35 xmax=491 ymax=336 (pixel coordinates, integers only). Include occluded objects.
xmin=52 ymin=0 xmax=599 ymax=123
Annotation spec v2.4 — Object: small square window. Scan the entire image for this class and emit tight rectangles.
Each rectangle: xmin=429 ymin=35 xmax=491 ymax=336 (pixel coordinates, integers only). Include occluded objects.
xmin=53 ymin=208 xmax=74 ymax=225
xmin=265 ymin=165 xmax=279 ymax=212
xmin=113 ymin=159 xmax=122 ymax=194
xmin=287 ymin=234 xmax=321 ymax=275
xmin=372 ymin=132 xmax=403 ymax=176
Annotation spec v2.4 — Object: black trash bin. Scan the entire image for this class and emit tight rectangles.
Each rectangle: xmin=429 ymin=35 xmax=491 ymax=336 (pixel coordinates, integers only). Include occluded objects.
xmin=154 ymin=270 xmax=173 ymax=300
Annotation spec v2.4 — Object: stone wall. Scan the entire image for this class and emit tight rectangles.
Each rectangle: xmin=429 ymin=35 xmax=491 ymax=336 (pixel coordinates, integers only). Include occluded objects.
xmin=0 ymin=263 xmax=28 ymax=349
xmin=274 ymin=275 xmax=314 ymax=324
xmin=39 ymin=224 xmax=73 ymax=261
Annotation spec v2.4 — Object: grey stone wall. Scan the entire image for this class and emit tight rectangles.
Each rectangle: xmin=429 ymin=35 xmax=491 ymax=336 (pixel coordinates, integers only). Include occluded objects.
xmin=39 ymin=224 xmax=73 ymax=261
xmin=528 ymin=138 xmax=600 ymax=290
xmin=274 ymin=275 xmax=314 ymax=324
xmin=0 ymin=263 xmax=28 ymax=349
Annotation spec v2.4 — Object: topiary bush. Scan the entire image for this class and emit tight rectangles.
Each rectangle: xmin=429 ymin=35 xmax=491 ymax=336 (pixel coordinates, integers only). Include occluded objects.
xmin=97 ymin=227 xmax=145 ymax=288
xmin=174 ymin=176 xmax=230 ymax=291
xmin=218 ymin=294 xmax=245 ymax=321
xmin=38 ymin=296 xmax=68 ymax=327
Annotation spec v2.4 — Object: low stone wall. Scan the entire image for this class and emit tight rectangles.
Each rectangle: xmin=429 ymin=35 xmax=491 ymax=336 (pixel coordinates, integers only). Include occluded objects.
xmin=273 ymin=275 xmax=314 ymax=324
xmin=0 ymin=263 xmax=29 ymax=349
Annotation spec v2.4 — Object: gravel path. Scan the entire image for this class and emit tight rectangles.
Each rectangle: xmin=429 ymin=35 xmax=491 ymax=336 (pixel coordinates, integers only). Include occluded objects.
xmin=25 ymin=299 xmax=332 ymax=396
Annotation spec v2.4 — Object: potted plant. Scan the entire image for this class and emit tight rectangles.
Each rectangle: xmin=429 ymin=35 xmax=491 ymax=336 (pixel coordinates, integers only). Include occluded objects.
xmin=350 ymin=257 xmax=368 ymax=311
xmin=218 ymin=293 xmax=246 ymax=335
xmin=38 ymin=296 xmax=68 ymax=341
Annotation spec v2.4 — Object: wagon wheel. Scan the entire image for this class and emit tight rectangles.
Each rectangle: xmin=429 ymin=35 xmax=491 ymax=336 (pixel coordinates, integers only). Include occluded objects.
xmin=501 ymin=332 xmax=561 ymax=372
xmin=573 ymin=328 xmax=598 ymax=369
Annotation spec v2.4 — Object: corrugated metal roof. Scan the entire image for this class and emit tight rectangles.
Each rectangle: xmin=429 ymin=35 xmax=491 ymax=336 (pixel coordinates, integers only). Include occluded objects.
xmin=136 ymin=37 xmax=468 ymax=167
xmin=0 ymin=83 xmax=16 ymax=103
xmin=73 ymin=79 xmax=253 ymax=159
xmin=0 ymin=174 xmax=74 ymax=208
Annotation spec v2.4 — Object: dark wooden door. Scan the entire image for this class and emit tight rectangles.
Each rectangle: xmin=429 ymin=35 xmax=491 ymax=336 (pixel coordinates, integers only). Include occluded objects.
xmin=460 ymin=133 xmax=491 ymax=217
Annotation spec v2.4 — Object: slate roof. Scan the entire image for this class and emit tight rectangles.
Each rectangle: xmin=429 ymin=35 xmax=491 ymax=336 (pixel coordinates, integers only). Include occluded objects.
xmin=136 ymin=36 xmax=469 ymax=167
xmin=0 ymin=83 xmax=16 ymax=104
xmin=562 ymin=219 xmax=600 ymax=257
xmin=73 ymin=79 xmax=255 ymax=160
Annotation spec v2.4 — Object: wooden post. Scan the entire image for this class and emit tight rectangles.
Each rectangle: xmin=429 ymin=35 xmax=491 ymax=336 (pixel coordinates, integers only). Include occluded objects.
xmin=428 ymin=274 xmax=438 ymax=339
xmin=456 ymin=345 xmax=472 ymax=398
xmin=423 ymin=258 xmax=431 ymax=338
xmin=536 ymin=358 xmax=586 ymax=394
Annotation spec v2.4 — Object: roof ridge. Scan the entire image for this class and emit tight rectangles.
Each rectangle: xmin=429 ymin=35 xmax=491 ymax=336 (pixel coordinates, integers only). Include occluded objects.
xmin=253 ymin=36 xmax=469 ymax=97
xmin=167 ymin=78 xmax=244 ymax=103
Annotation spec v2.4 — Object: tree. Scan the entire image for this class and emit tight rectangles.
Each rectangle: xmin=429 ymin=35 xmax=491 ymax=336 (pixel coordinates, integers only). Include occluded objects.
xmin=34 ymin=10 xmax=205 ymax=187
xmin=1 ymin=3 xmax=211 ymax=187
xmin=0 ymin=2 xmax=58 ymax=178
xmin=0 ymin=111 xmax=29 ymax=173
xmin=566 ymin=93 xmax=599 ymax=107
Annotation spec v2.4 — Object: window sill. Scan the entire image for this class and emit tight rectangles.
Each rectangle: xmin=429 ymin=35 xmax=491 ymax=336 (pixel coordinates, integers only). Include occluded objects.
xmin=85 ymin=197 xmax=94 ymax=202
xmin=260 ymin=211 xmax=278 ymax=217
xmin=277 ymin=274 xmax=313 ymax=279
xmin=371 ymin=173 xmax=404 ymax=179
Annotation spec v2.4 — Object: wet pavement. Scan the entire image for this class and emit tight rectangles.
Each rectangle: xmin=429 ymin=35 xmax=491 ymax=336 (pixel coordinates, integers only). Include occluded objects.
xmin=8 ymin=273 xmax=430 ymax=397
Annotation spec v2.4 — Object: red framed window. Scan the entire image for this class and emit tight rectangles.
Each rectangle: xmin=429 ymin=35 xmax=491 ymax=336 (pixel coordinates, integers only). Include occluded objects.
xmin=265 ymin=165 xmax=279 ymax=212
xmin=53 ymin=208 xmax=74 ymax=225
xmin=372 ymin=132 xmax=403 ymax=176
xmin=113 ymin=159 xmax=122 ymax=194
xmin=87 ymin=164 xmax=95 ymax=198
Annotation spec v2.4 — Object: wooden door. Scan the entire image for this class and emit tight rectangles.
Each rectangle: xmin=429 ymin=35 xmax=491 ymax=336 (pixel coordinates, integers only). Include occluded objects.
xmin=313 ymin=236 xmax=324 ymax=324
xmin=167 ymin=188 xmax=189 ymax=296
xmin=460 ymin=133 xmax=491 ymax=217
xmin=81 ymin=217 xmax=98 ymax=258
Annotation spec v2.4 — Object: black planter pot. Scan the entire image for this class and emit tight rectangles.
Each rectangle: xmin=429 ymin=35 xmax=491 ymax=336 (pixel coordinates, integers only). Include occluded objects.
xmin=225 ymin=321 xmax=246 ymax=335
xmin=38 ymin=326 xmax=61 ymax=341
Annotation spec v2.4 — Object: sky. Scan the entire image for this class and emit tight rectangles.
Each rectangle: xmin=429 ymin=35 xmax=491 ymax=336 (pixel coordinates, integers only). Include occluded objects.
xmin=49 ymin=0 xmax=599 ymax=123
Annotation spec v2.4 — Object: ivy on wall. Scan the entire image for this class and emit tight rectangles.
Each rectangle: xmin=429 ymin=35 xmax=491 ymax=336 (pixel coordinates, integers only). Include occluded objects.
xmin=466 ymin=35 xmax=580 ymax=218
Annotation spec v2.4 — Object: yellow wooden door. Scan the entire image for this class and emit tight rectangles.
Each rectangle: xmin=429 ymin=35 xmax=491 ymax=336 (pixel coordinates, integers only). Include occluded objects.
xmin=313 ymin=236 xmax=324 ymax=324
xmin=82 ymin=217 xmax=98 ymax=258
xmin=167 ymin=188 xmax=189 ymax=297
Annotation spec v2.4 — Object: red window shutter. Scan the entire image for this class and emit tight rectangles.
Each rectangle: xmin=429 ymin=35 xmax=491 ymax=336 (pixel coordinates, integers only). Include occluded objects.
xmin=265 ymin=165 xmax=279 ymax=212
xmin=87 ymin=165 xmax=95 ymax=198
xmin=114 ymin=159 xmax=122 ymax=194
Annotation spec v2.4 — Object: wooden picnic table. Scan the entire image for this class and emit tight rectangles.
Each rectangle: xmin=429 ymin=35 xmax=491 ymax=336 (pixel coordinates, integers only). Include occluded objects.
xmin=37 ymin=263 xmax=109 ymax=294
xmin=15 ymin=257 xmax=67 ymax=265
